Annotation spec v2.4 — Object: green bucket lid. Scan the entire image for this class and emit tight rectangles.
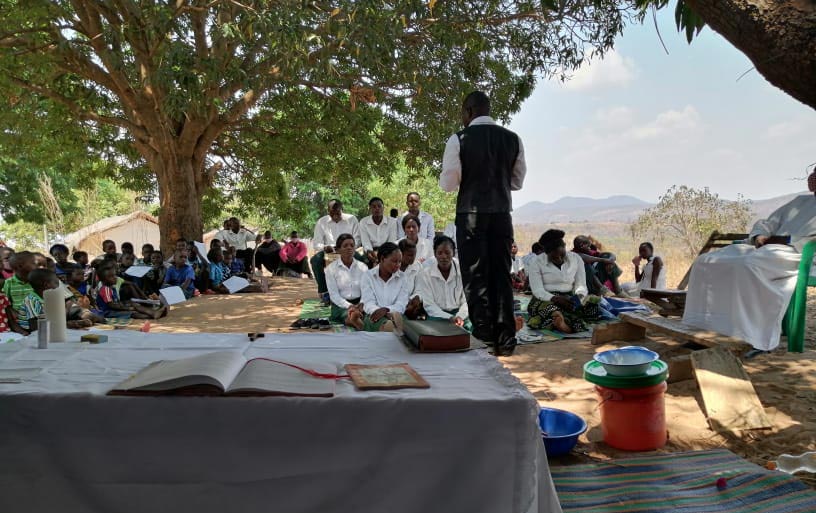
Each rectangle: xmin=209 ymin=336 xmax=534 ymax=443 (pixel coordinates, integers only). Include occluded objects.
xmin=584 ymin=360 xmax=668 ymax=388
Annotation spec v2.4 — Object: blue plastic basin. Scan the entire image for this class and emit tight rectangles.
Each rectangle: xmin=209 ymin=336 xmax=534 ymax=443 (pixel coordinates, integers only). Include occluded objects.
xmin=538 ymin=407 xmax=587 ymax=456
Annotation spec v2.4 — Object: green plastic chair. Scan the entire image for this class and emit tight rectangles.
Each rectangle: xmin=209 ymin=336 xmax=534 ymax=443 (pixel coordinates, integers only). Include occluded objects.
xmin=783 ymin=239 xmax=816 ymax=352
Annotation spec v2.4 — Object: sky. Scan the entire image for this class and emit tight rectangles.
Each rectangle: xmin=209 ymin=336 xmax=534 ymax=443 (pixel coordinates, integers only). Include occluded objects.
xmin=507 ymin=8 xmax=816 ymax=208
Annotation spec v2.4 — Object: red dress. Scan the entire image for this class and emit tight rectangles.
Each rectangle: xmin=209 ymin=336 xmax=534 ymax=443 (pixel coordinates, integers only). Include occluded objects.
xmin=0 ymin=293 xmax=10 ymax=332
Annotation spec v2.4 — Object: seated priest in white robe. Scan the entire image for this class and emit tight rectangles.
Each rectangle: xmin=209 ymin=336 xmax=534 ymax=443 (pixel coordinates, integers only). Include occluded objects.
xmin=683 ymin=174 xmax=816 ymax=351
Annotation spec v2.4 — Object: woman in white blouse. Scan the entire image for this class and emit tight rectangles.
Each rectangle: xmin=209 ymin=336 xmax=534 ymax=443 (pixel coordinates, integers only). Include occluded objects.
xmin=325 ymin=233 xmax=368 ymax=330
xmin=398 ymin=215 xmax=433 ymax=264
xmin=416 ymin=236 xmax=470 ymax=330
xmin=526 ymin=229 xmax=601 ymax=334
xmin=360 ymin=242 xmax=411 ymax=332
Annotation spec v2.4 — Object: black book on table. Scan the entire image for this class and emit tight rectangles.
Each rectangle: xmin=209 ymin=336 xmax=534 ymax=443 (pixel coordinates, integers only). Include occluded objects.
xmin=401 ymin=319 xmax=471 ymax=352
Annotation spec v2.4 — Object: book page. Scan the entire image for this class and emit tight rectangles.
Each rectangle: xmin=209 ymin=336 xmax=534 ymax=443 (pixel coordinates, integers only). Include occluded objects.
xmin=159 ymin=286 xmax=187 ymax=305
xmin=227 ymin=358 xmax=336 ymax=397
xmin=193 ymin=241 xmax=210 ymax=263
xmin=222 ymin=276 xmax=249 ymax=294
xmin=113 ymin=351 xmax=247 ymax=393
xmin=125 ymin=265 xmax=153 ymax=278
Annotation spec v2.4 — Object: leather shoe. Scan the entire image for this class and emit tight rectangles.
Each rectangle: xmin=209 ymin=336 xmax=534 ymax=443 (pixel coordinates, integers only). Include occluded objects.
xmin=493 ymin=336 xmax=517 ymax=357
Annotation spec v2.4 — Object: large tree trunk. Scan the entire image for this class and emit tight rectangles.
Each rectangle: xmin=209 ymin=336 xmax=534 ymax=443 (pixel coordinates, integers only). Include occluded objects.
xmin=152 ymin=156 xmax=206 ymax=256
xmin=687 ymin=0 xmax=816 ymax=110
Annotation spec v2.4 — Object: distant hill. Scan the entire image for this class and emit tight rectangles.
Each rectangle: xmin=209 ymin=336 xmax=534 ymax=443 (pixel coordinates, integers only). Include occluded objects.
xmin=513 ymin=192 xmax=811 ymax=225
xmin=749 ymin=192 xmax=809 ymax=222
xmin=513 ymin=195 xmax=653 ymax=223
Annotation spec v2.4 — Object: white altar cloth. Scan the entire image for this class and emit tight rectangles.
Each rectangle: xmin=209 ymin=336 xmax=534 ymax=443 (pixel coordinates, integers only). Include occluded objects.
xmin=0 ymin=330 xmax=562 ymax=513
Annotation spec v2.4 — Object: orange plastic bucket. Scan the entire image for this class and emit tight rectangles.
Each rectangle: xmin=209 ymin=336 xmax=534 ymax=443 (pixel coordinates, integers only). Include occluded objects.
xmin=595 ymin=382 xmax=667 ymax=451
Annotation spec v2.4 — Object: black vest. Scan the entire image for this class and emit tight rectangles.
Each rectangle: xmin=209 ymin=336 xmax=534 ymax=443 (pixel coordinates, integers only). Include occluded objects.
xmin=455 ymin=122 xmax=520 ymax=214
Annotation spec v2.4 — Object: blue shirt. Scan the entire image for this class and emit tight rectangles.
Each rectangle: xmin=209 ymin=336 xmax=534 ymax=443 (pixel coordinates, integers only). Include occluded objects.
xmin=164 ymin=264 xmax=196 ymax=294
xmin=229 ymin=259 xmax=244 ymax=274
xmin=209 ymin=262 xmax=228 ymax=287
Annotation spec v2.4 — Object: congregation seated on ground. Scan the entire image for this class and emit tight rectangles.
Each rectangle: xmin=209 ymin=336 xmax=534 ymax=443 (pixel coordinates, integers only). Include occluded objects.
xmin=279 ymin=231 xmax=311 ymax=278
xmin=310 ymin=199 xmax=361 ymax=306
xmin=359 ymin=197 xmax=398 ymax=268
xmin=254 ymin=231 xmax=281 ymax=275
xmin=325 ymin=233 xmax=368 ymax=330
xmin=395 ymin=192 xmax=435 ymax=241
xmin=359 ymin=242 xmax=411 ymax=332
xmin=510 ymin=239 xmax=526 ymax=291
xmin=526 ymin=229 xmax=602 ymax=334
xmin=215 ymin=216 xmax=258 ymax=273
xmin=621 ymin=242 xmax=666 ymax=295
xmin=572 ymin=235 xmax=619 ymax=296
xmin=398 ymin=214 xmax=433 ymax=265
xmin=683 ymin=172 xmax=816 ymax=351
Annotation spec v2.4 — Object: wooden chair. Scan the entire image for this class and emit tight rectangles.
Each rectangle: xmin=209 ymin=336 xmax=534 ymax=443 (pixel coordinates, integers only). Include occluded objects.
xmin=782 ymin=239 xmax=816 ymax=353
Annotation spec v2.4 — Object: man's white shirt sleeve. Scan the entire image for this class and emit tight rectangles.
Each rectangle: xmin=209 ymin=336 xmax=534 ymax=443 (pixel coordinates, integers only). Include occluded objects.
xmin=439 ymin=134 xmax=461 ymax=192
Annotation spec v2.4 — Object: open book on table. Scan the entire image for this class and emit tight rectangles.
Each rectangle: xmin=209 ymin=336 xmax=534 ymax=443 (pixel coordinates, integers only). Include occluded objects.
xmin=109 ymin=351 xmax=337 ymax=397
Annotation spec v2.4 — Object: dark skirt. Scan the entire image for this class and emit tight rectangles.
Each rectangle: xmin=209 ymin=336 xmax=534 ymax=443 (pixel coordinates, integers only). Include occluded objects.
xmin=329 ymin=297 xmax=360 ymax=324
xmin=527 ymin=294 xmax=600 ymax=333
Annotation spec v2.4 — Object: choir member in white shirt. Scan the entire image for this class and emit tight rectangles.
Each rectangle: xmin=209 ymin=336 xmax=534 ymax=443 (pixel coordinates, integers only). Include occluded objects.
xmin=310 ymin=199 xmax=361 ymax=305
xmin=325 ymin=234 xmax=368 ymax=330
xmin=396 ymin=192 xmax=436 ymax=240
xmin=398 ymin=214 xmax=433 ymax=264
xmin=398 ymin=239 xmax=424 ymax=320
xmin=360 ymin=242 xmax=411 ymax=332
xmin=526 ymin=229 xmax=602 ymax=334
xmin=359 ymin=197 xmax=398 ymax=267
xmin=416 ymin=236 xmax=470 ymax=330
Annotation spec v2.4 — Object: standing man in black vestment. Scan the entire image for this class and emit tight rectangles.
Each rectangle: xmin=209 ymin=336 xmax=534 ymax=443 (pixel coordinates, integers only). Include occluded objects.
xmin=440 ymin=91 xmax=526 ymax=356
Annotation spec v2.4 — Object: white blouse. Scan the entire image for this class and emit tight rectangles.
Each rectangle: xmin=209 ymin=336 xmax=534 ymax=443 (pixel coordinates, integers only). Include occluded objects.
xmin=527 ymin=251 xmax=587 ymax=301
xmin=416 ymin=262 xmax=468 ymax=320
xmin=360 ymin=267 xmax=412 ymax=315
xmin=325 ymin=258 xmax=368 ymax=309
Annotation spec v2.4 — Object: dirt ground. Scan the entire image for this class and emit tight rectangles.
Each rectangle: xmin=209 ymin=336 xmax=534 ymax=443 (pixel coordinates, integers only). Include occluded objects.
xmin=127 ymin=277 xmax=816 ymax=487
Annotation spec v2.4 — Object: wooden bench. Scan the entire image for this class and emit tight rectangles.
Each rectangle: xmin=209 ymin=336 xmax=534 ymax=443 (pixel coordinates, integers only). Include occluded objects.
xmin=592 ymin=312 xmax=751 ymax=354
xmin=639 ymin=288 xmax=687 ymax=317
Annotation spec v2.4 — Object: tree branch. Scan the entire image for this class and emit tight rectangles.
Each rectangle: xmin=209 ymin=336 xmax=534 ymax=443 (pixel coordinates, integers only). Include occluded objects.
xmin=8 ymin=75 xmax=149 ymax=141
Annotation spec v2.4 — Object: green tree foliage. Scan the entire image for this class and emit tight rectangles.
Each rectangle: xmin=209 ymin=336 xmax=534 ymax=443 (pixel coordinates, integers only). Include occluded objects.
xmin=367 ymin=163 xmax=457 ymax=230
xmin=630 ymin=185 xmax=752 ymax=259
xmin=0 ymin=0 xmax=635 ymax=251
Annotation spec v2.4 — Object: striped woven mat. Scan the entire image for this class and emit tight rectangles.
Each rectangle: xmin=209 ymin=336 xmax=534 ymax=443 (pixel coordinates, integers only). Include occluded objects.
xmin=551 ymin=449 xmax=816 ymax=513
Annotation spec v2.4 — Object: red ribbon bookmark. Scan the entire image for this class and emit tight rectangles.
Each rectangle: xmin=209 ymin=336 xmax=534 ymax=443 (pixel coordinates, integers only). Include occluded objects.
xmin=247 ymin=357 xmax=349 ymax=379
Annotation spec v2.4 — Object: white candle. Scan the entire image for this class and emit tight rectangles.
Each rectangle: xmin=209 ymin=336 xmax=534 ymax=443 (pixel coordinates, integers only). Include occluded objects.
xmin=43 ymin=288 xmax=67 ymax=343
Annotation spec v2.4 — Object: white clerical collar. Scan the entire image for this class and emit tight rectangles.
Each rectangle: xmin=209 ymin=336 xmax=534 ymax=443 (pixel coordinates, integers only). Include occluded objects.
xmin=468 ymin=116 xmax=496 ymax=126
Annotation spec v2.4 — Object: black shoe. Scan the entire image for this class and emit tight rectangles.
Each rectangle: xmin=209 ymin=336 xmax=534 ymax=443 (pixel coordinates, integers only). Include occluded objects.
xmin=493 ymin=337 xmax=517 ymax=357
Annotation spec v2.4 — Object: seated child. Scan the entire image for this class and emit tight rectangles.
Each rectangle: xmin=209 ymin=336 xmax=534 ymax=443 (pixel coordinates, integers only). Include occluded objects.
xmin=65 ymin=265 xmax=92 ymax=307
xmin=72 ymin=250 xmax=92 ymax=280
xmin=120 ymin=242 xmax=135 ymax=261
xmin=141 ymin=250 xmax=166 ymax=296
xmin=224 ymin=250 xmax=246 ymax=277
xmin=136 ymin=244 xmax=154 ymax=265
xmin=32 ymin=253 xmax=49 ymax=270
xmin=25 ymin=269 xmax=100 ymax=329
xmin=1 ymin=247 xmax=14 ymax=281
xmin=163 ymin=251 xmax=196 ymax=299
xmin=49 ymin=244 xmax=71 ymax=281
xmin=95 ymin=264 xmax=167 ymax=320
xmin=186 ymin=241 xmax=209 ymax=294
xmin=2 ymin=251 xmax=36 ymax=331
xmin=0 ymin=291 xmax=28 ymax=335
xmin=207 ymin=249 xmax=231 ymax=294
